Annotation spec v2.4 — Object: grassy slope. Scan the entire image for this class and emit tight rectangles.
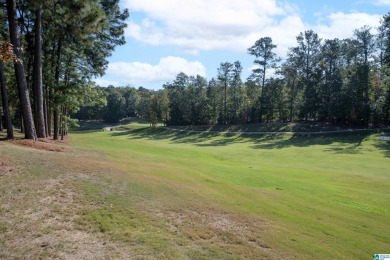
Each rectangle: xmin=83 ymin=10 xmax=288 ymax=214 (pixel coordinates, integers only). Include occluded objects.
xmin=1 ymin=122 xmax=389 ymax=259
xmin=68 ymin=125 xmax=390 ymax=259
xmin=0 ymin=137 xmax=143 ymax=258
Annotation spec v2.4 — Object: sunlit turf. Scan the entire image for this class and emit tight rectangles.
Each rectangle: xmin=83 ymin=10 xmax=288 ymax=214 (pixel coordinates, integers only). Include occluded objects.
xmin=70 ymin=125 xmax=390 ymax=259
xmin=71 ymin=117 xmax=150 ymax=132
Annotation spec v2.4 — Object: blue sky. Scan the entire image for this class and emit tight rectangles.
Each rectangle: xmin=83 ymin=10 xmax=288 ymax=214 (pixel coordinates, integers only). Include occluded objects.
xmin=94 ymin=0 xmax=390 ymax=90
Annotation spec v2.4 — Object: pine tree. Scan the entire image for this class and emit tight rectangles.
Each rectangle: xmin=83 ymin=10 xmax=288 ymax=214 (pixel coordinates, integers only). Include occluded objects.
xmin=6 ymin=0 xmax=37 ymax=140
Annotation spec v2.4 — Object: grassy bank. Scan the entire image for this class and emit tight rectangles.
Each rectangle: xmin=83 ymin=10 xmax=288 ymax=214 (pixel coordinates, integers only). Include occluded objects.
xmin=71 ymin=126 xmax=390 ymax=259
xmin=1 ymin=125 xmax=389 ymax=259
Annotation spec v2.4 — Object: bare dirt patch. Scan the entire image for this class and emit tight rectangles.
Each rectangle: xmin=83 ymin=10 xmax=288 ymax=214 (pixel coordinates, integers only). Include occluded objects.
xmin=7 ymin=137 xmax=69 ymax=152
xmin=153 ymin=208 xmax=277 ymax=258
xmin=0 ymin=156 xmax=18 ymax=176
xmin=0 ymin=144 xmax=136 ymax=259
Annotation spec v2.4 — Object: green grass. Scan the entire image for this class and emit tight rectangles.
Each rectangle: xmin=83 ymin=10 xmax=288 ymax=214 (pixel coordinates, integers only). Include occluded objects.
xmin=112 ymin=120 xmax=151 ymax=131
xmin=69 ymin=124 xmax=390 ymax=259
xmin=71 ymin=117 xmax=150 ymax=131
xmin=71 ymin=120 xmax=109 ymax=131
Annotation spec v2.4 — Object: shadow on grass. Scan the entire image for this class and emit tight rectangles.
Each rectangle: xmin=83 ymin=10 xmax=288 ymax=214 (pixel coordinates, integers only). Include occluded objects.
xmin=169 ymin=121 xmax=363 ymax=133
xmin=71 ymin=120 xmax=108 ymax=131
xmin=112 ymin=128 xmax=214 ymax=144
xmin=113 ymin=128 xmax=286 ymax=147
xmin=373 ymin=136 xmax=390 ymax=158
xmin=109 ymin=127 xmax=390 ymax=156
xmin=252 ymin=133 xmax=371 ymax=154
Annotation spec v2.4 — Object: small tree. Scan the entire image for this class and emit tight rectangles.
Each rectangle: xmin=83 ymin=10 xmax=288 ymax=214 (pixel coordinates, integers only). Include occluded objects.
xmin=104 ymin=89 xmax=125 ymax=123
xmin=217 ymin=62 xmax=233 ymax=124
xmin=248 ymin=37 xmax=280 ymax=122
xmin=158 ymin=89 xmax=169 ymax=126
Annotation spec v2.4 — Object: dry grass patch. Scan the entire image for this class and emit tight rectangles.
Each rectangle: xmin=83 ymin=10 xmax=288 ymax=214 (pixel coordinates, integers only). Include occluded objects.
xmin=151 ymin=208 xmax=279 ymax=259
xmin=0 ymin=143 xmax=140 ymax=259
xmin=0 ymin=156 xmax=18 ymax=176
xmin=7 ymin=137 xmax=70 ymax=152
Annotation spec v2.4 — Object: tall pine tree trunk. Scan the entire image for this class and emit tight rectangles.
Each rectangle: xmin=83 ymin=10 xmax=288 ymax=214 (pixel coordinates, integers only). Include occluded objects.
xmin=364 ymin=64 xmax=370 ymax=127
xmin=53 ymin=105 xmax=58 ymax=139
xmin=0 ymin=61 xmax=14 ymax=139
xmin=61 ymin=106 xmax=67 ymax=140
xmin=43 ymin=84 xmax=49 ymax=135
xmin=6 ymin=0 xmax=37 ymax=140
xmin=53 ymin=38 xmax=62 ymax=140
xmin=0 ymin=62 xmax=14 ymax=139
xmin=386 ymin=87 xmax=390 ymax=126
xmin=224 ymin=81 xmax=227 ymax=124
xmin=47 ymin=84 xmax=51 ymax=136
xmin=289 ymin=80 xmax=295 ymax=122
xmin=59 ymin=109 xmax=63 ymax=140
xmin=259 ymin=87 xmax=265 ymax=123
xmin=33 ymin=7 xmax=46 ymax=138
xmin=0 ymin=100 xmax=3 ymax=132
xmin=0 ymin=103 xmax=3 ymax=132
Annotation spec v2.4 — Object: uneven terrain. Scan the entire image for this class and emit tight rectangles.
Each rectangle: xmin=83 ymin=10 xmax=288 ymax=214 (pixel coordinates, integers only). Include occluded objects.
xmin=0 ymin=124 xmax=389 ymax=259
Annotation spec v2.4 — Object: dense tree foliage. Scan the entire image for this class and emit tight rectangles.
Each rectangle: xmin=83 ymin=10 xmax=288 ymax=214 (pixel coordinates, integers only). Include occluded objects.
xmin=0 ymin=0 xmax=128 ymax=139
xmin=3 ymin=2 xmax=390 ymax=131
xmin=248 ymin=37 xmax=280 ymax=122
xmin=89 ymin=13 xmax=390 ymax=127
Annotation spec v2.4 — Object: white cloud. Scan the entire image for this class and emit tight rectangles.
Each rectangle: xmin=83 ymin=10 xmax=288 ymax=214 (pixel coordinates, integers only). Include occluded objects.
xmin=124 ymin=0 xmax=382 ymax=58
xmin=374 ymin=0 xmax=390 ymax=5
xmin=94 ymin=78 xmax=119 ymax=87
xmin=261 ymin=15 xmax=306 ymax=57
xmin=105 ymin=56 xmax=206 ymax=86
xmin=314 ymin=12 xmax=382 ymax=40
xmin=124 ymin=0 xmax=293 ymax=54
xmin=126 ymin=19 xmax=164 ymax=45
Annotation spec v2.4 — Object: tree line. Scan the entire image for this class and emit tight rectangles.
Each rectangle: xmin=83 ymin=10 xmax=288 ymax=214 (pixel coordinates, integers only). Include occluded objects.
xmin=0 ymin=0 xmax=128 ymax=139
xmin=79 ymin=13 xmax=390 ymax=128
xmin=2 ymin=3 xmax=390 ymax=134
